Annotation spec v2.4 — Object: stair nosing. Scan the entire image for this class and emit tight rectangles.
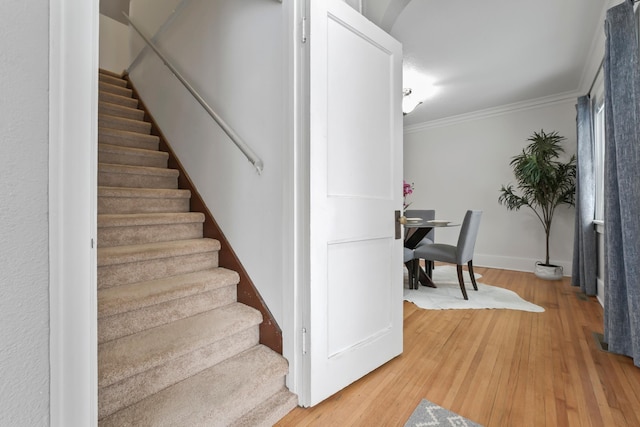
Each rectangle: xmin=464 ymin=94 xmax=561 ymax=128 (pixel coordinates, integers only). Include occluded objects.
xmin=98 ymin=212 xmax=204 ymax=228
xmin=98 ymin=143 xmax=168 ymax=159
xmin=98 ymin=101 xmax=143 ymax=116
xmin=99 ymin=113 xmax=152 ymax=128
xmin=97 ymin=238 xmax=221 ymax=267
xmin=98 ymin=186 xmax=190 ymax=199
xmin=99 ymin=81 xmax=133 ymax=95
xmin=98 ymin=162 xmax=179 ymax=178
xmin=99 ymin=127 xmax=159 ymax=142
xmin=99 ymin=69 xmax=125 ymax=79
xmin=99 ymin=89 xmax=134 ymax=100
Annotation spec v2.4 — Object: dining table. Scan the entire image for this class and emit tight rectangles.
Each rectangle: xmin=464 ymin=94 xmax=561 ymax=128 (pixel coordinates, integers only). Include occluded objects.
xmin=403 ymin=218 xmax=460 ymax=289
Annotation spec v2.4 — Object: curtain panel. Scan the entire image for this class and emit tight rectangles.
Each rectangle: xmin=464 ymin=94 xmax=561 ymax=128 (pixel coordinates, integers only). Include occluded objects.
xmin=571 ymin=96 xmax=597 ymax=295
xmin=603 ymin=0 xmax=640 ymax=368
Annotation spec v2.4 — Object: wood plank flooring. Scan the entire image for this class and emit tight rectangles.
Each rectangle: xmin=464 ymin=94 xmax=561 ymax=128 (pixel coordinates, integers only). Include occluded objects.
xmin=276 ymin=267 xmax=640 ymax=427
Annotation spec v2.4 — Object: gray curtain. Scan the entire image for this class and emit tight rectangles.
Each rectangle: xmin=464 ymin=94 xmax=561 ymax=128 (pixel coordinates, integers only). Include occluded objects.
xmin=572 ymin=96 xmax=597 ymax=295
xmin=603 ymin=0 xmax=640 ymax=368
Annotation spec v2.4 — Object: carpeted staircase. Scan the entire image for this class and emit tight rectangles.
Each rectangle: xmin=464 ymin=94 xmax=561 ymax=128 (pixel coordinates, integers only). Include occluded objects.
xmin=97 ymin=69 xmax=297 ymax=426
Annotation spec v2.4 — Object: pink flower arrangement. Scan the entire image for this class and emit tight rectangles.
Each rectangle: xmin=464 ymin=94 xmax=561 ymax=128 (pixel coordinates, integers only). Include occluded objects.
xmin=403 ymin=180 xmax=414 ymax=211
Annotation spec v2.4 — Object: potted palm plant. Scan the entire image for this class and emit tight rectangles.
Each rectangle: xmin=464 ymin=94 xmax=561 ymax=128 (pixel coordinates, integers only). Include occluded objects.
xmin=498 ymin=130 xmax=576 ymax=280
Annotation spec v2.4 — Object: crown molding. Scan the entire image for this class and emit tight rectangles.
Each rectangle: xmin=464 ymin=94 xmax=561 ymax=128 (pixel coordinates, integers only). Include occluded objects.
xmin=403 ymin=90 xmax=581 ymax=134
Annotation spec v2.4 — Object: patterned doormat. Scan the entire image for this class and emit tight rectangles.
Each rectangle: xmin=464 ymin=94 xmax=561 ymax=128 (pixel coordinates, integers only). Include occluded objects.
xmin=404 ymin=399 xmax=483 ymax=427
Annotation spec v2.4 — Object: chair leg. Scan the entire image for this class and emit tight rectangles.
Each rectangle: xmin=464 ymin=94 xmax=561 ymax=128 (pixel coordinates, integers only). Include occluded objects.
xmin=456 ymin=264 xmax=469 ymax=300
xmin=468 ymin=260 xmax=478 ymax=290
xmin=405 ymin=261 xmax=414 ymax=289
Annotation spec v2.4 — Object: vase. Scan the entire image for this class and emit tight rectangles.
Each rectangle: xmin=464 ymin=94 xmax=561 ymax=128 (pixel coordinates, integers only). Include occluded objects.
xmin=534 ymin=262 xmax=563 ymax=280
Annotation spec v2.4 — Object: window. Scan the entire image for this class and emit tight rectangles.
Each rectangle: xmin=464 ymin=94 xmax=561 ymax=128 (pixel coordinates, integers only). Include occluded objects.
xmin=591 ymin=67 xmax=606 ymax=223
xmin=594 ymin=99 xmax=605 ymax=221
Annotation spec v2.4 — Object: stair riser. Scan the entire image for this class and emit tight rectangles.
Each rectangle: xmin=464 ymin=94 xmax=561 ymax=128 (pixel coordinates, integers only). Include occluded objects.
xmin=99 ymin=327 xmax=259 ymax=420
xmin=98 ymin=195 xmax=189 ymax=215
xmin=218 ymin=376 xmax=287 ymax=427
xmin=98 ymin=222 xmax=203 ymax=248
xmin=98 ymin=170 xmax=178 ymax=190
xmin=99 ymin=91 xmax=138 ymax=108
xmin=100 ymin=81 xmax=133 ymax=98
xmin=99 ymin=129 xmax=159 ymax=151
xmin=230 ymin=389 xmax=298 ymax=427
xmin=99 ymin=285 xmax=237 ymax=343
xmin=99 ymin=102 xmax=145 ymax=121
xmin=98 ymin=252 xmax=218 ymax=288
xmin=99 ymin=115 xmax=152 ymax=135
xmin=98 ymin=148 xmax=168 ymax=169
xmin=99 ymin=73 xmax=127 ymax=87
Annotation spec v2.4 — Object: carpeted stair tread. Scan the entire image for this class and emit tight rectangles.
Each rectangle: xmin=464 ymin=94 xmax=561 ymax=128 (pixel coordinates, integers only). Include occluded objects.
xmin=98 ymin=303 xmax=263 ymax=387
xmin=98 ymin=267 xmax=238 ymax=318
xmin=98 ymin=238 xmax=220 ymax=267
xmin=99 ymin=68 xmax=124 ymax=79
xmin=99 ymin=90 xmax=138 ymax=109
xmin=98 ymin=212 xmax=204 ymax=228
xmin=99 ymin=127 xmax=159 ymax=151
xmin=229 ymin=388 xmax=298 ymax=427
xmin=98 ymin=187 xmax=191 ymax=215
xmin=98 ymin=162 xmax=179 ymax=189
xmin=99 ymin=80 xmax=133 ymax=98
xmin=97 ymin=212 xmax=204 ymax=247
xmin=99 ymin=73 xmax=127 ymax=87
xmin=98 ymin=143 xmax=168 ymax=168
xmin=99 ymin=101 xmax=145 ymax=121
xmin=99 ymin=113 xmax=152 ymax=134
xmin=99 ymin=345 xmax=289 ymax=427
xmin=99 ymin=162 xmax=179 ymax=178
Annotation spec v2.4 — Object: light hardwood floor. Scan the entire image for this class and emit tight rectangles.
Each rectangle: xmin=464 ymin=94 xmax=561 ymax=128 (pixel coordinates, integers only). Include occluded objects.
xmin=276 ymin=267 xmax=640 ymax=427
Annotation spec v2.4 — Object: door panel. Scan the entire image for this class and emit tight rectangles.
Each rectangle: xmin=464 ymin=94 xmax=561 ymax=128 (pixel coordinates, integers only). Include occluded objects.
xmin=306 ymin=0 xmax=403 ymax=406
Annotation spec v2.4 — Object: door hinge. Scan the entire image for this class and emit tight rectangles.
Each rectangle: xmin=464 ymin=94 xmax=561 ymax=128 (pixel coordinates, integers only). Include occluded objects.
xmin=302 ymin=327 xmax=308 ymax=354
xmin=301 ymin=16 xmax=307 ymax=43
xmin=91 ymin=238 xmax=95 ymax=249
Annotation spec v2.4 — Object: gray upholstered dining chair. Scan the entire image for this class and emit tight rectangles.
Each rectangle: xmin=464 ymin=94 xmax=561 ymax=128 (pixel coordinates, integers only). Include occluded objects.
xmin=404 ymin=209 xmax=435 ymax=277
xmin=413 ymin=210 xmax=482 ymax=300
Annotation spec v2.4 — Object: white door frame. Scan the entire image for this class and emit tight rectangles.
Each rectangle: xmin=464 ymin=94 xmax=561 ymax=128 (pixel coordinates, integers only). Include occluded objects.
xmin=49 ymin=0 xmax=99 ymax=425
xmin=281 ymin=0 xmax=309 ymax=402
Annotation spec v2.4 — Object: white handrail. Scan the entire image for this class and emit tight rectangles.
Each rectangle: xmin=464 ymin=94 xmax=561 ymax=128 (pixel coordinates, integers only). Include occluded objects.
xmin=123 ymin=13 xmax=264 ymax=174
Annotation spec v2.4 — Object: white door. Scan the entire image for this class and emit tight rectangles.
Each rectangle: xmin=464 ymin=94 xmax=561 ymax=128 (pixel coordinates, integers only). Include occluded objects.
xmin=304 ymin=0 xmax=404 ymax=406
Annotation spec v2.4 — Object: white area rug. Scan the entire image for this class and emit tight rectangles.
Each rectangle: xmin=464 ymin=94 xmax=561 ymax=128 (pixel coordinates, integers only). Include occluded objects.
xmin=404 ymin=265 xmax=545 ymax=312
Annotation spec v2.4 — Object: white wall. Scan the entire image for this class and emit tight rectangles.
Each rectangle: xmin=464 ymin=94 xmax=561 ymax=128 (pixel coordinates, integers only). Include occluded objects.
xmin=128 ymin=0 xmax=288 ymax=323
xmin=0 ymin=0 xmax=50 ymax=424
xmin=99 ymin=14 xmax=131 ymax=74
xmin=404 ymin=99 xmax=578 ymax=274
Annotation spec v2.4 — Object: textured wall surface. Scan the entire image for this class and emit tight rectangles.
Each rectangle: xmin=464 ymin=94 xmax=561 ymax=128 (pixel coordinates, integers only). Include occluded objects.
xmin=128 ymin=0 xmax=287 ymax=324
xmin=404 ymin=99 xmax=578 ymax=274
xmin=0 ymin=0 xmax=50 ymax=424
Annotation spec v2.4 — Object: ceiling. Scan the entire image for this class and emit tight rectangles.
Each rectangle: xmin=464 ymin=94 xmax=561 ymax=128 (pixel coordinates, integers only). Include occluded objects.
xmin=102 ymin=0 xmax=610 ymax=126
xmin=363 ymin=0 xmax=611 ymax=126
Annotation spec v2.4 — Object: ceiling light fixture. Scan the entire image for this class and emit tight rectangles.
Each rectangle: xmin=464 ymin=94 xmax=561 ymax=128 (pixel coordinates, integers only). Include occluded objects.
xmin=403 ymin=88 xmax=423 ymax=115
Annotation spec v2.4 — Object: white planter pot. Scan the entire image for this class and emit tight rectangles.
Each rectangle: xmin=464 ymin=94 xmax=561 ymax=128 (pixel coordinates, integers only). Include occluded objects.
xmin=534 ymin=262 xmax=563 ymax=280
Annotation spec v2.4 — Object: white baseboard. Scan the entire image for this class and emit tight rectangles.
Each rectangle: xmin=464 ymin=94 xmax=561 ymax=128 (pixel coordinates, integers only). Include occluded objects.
xmin=474 ymin=254 xmax=573 ymax=277
xmin=597 ymin=277 xmax=605 ymax=307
